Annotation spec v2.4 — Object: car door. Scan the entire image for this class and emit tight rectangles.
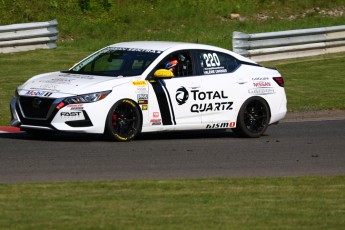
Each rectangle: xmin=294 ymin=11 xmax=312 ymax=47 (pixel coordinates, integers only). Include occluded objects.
xmin=195 ymin=50 xmax=245 ymax=126
xmin=147 ymin=51 xmax=202 ymax=126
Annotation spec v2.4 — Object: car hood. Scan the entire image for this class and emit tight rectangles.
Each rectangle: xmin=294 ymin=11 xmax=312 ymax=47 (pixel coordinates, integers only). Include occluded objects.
xmin=19 ymin=72 xmax=132 ymax=97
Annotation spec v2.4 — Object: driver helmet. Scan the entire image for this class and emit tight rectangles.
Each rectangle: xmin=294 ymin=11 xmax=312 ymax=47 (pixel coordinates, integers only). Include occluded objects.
xmin=165 ymin=59 xmax=178 ymax=72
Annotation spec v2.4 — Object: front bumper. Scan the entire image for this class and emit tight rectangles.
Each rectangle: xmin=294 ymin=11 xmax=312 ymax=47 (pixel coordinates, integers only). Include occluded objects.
xmin=9 ymin=96 xmax=95 ymax=132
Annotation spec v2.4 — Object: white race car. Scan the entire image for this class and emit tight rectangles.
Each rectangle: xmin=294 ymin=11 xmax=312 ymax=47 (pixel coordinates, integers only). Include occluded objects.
xmin=10 ymin=41 xmax=287 ymax=141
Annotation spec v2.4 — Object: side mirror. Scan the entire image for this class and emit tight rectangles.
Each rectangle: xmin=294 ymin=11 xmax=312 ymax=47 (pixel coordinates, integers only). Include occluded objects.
xmin=153 ymin=69 xmax=174 ymax=79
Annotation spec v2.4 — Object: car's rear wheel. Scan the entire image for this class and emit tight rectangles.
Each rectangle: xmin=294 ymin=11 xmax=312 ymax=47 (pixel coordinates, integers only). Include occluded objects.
xmin=232 ymin=97 xmax=270 ymax=138
xmin=104 ymin=99 xmax=142 ymax=141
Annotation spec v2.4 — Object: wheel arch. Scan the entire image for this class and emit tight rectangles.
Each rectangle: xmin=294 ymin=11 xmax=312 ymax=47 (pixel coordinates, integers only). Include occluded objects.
xmin=235 ymin=96 xmax=272 ymax=123
xmin=103 ymin=98 xmax=143 ymax=136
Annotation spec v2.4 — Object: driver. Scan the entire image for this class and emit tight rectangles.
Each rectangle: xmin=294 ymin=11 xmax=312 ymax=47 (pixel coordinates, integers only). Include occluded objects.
xmin=165 ymin=58 xmax=179 ymax=75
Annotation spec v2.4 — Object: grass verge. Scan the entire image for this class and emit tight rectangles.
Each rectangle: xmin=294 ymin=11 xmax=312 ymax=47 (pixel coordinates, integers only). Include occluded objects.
xmin=1 ymin=176 xmax=344 ymax=229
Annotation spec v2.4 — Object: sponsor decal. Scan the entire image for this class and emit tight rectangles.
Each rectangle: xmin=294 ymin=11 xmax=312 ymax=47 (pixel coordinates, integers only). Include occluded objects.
xmin=176 ymin=88 xmax=233 ymax=113
xmin=150 ymin=119 xmax=161 ymax=123
xmin=206 ymin=122 xmax=236 ymax=129
xmin=191 ymin=102 xmax=233 ymax=113
xmin=138 ymin=100 xmax=148 ymax=105
xmin=30 ymin=84 xmax=59 ymax=92
xmin=39 ymin=78 xmax=76 ymax=84
xmin=25 ymin=90 xmax=52 ymax=97
xmin=176 ymin=87 xmax=189 ymax=105
xmin=150 ymin=118 xmax=162 ymax=126
xmin=248 ymin=87 xmax=275 ymax=95
xmin=135 ymin=87 xmax=148 ymax=94
xmin=151 ymin=122 xmax=162 ymax=126
xmin=153 ymin=112 xmax=159 ymax=118
xmin=67 ymin=104 xmax=84 ymax=110
xmin=252 ymin=77 xmax=269 ymax=81
xmin=67 ymin=74 xmax=94 ymax=80
xmin=191 ymin=90 xmax=228 ymax=100
xmin=132 ymin=80 xmax=147 ymax=86
xmin=111 ymin=47 xmax=163 ymax=54
xmin=253 ymin=82 xmax=271 ymax=87
xmin=137 ymin=94 xmax=148 ymax=100
xmin=141 ymin=105 xmax=148 ymax=110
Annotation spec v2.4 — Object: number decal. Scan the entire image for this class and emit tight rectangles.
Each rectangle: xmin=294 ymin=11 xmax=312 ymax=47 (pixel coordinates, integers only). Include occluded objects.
xmin=203 ymin=53 xmax=220 ymax=67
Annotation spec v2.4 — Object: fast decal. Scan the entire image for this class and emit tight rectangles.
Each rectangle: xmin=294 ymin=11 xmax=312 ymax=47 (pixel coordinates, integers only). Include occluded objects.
xmin=206 ymin=122 xmax=236 ymax=129
xmin=25 ymin=90 xmax=52 ymax=97
xmin=153 ymin=112 xmax=159 ymax=118
xmin=60 ymin=112 xmax=82 ymax=117
xmin=248 ymin=88 xmax=274 ymax=95
xmin=176 ymin=89 xmax=233 ymax=113
xmin=150 ymin=79 xmax=176 ymax=125
xmin=141 ymin=105 xmax=148 ymax=110
xmin=202 ymin=53 xmax=227 ymax=75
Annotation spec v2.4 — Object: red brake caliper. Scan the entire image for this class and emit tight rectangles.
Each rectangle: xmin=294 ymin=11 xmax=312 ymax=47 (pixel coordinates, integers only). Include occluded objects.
xmin=112 ymin=114 xmax=118 ymax=127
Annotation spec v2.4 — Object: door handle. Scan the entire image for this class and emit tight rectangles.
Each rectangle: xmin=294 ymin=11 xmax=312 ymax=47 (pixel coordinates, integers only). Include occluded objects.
xmin=189 ymin=83 xmax=201 ymax=89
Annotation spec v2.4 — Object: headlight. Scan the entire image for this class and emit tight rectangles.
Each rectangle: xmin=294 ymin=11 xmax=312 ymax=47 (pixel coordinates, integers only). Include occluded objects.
xmin=64 ymin=90 xmax=111 ymax=104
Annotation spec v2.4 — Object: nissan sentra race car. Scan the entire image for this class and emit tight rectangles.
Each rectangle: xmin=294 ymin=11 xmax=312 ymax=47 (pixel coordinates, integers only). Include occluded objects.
xmin=10 ymin=41 xmax=287 ymax=141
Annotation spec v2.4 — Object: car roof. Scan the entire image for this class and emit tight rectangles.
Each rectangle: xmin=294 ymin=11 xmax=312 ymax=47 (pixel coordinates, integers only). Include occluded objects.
xmin=108 ymin=41 xmax=255 ymax=63
xmin=109 ymin=41 xmax=224 ymax=51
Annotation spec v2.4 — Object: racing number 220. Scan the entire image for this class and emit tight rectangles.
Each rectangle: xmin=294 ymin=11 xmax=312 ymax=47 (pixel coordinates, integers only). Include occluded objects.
xmin=203 ymin=53 xmax=220 ymax=67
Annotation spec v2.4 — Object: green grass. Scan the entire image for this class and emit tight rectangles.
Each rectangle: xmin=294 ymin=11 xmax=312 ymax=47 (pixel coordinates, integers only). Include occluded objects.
xmin=266 ymin=52 xmax=345 ymax=111
xmin=1 ymin=176 xmax=344 ymax=229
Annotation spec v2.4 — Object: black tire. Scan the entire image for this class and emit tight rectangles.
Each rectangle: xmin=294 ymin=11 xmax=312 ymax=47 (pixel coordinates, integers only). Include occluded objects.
xmin=232 ymin=97 xmax=270 ymax=138
xmin=104 ymin=99 xmax=142 ymax=141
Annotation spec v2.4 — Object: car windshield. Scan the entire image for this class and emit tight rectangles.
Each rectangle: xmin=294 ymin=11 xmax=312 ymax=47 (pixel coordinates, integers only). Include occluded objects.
xmin=64 ymin=47 xmax=162 ymax=77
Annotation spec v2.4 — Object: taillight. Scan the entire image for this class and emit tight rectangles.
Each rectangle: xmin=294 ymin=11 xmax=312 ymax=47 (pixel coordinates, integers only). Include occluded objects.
xmin=273 ymin=77 xmax=284 ymax=87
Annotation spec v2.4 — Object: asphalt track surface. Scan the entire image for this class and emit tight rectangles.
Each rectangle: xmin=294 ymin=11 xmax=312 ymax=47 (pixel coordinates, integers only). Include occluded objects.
xmin=0 ymin=119 xmax=344 ymax=183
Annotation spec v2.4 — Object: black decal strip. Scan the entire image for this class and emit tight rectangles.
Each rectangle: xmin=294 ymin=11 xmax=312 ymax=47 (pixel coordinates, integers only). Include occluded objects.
xmin=150 ymin=80 xmax=173 ymax=125
xmin=160 ymin=81 xmax=176 ymax=125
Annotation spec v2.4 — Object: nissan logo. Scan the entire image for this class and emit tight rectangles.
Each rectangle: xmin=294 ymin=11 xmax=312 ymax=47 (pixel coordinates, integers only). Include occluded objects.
xmin=32 ymin=98 xmax=42 ymax=108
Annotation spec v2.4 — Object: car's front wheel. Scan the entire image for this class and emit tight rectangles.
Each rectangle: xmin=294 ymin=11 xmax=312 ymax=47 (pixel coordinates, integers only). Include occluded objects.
xmin=232 ymin=97 xmax=270 ymax=138
xmin=104 ymin=99 xmax=142 ymax=141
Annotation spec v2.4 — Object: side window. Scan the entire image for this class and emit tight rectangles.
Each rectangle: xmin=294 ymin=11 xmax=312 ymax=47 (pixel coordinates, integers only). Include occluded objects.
xmin=198 ymin=51 xmax=238 ymax=75
xmin=155 ymin=51 xmax=193 ymax=77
